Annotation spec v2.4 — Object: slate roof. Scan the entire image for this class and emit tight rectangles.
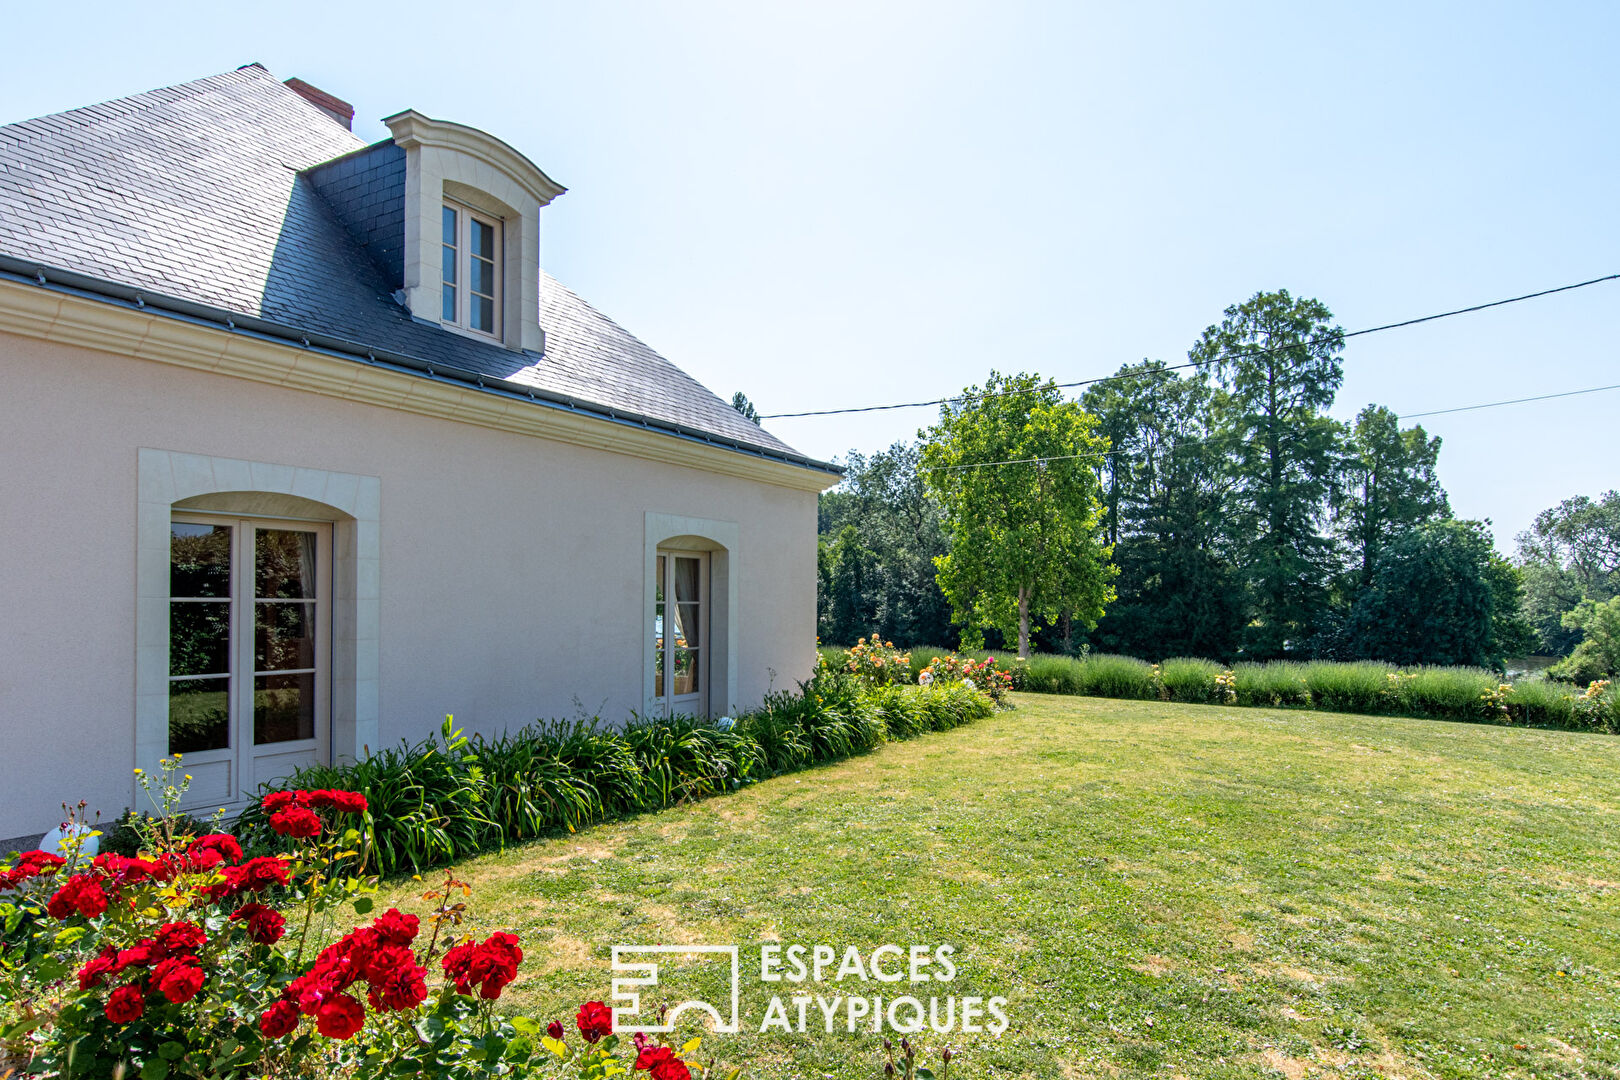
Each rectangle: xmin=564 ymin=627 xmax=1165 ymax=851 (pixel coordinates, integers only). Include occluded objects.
xmin=0 ymin=64 xmax=825 ymax=469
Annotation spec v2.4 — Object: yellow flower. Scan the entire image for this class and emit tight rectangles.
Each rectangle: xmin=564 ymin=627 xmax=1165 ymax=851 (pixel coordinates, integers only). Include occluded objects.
xmin=133 ymin=768 xmax=143 ymax=775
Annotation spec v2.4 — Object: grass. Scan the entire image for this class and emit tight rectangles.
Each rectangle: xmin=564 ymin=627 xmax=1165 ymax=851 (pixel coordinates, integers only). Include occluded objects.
xmin=363 ymin=695 xmax=1620 ymax=1079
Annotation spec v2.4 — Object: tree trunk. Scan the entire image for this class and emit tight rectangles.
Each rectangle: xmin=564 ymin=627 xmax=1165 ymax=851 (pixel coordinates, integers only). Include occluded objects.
xmin=1017 ymin=589 xmax=1031 ymax=659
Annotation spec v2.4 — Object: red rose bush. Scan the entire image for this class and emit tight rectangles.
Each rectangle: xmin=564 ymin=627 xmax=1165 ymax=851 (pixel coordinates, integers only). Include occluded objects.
xmin=0 ymin=760 xmax=734 ymax=1080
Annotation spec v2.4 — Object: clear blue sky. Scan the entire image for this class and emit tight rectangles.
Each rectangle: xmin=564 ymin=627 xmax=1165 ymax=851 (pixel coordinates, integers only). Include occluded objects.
xmin=3 ymin=1 xmax=1614 ymax=549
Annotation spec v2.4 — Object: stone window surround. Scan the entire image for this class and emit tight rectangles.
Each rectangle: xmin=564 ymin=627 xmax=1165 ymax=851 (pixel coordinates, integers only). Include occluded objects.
xmin=135 ymin=449 xmax=380 ymax=809
xmin=644 ymin=513 xmax=739 ymax=717
xmin=385 ymin=110 xmax=566 ymax=355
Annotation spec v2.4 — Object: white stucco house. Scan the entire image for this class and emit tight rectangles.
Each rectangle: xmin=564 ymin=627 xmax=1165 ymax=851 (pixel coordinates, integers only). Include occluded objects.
xmin=0 ymin=65 xmax=839 ymax=845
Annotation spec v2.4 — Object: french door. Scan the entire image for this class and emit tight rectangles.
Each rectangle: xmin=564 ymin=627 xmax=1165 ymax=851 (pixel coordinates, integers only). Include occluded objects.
xmin=654 ymin=551 xmax=709 ymax=716
xmin=168 ymin=514 xmax=330 ymax=809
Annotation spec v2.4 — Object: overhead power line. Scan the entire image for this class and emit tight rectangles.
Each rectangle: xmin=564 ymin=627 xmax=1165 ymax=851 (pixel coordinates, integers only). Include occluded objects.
xmin=760 ymin=272 xmax=1620 ymax=420
xmin=922 ymin=380 xmax=1620 ymax=473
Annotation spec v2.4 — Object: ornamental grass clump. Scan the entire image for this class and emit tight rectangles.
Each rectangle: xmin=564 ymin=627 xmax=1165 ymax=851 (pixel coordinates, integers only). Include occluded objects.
xmin=1302 ymin=660 xmax=1394 ymax=714
xmin=1386 ymin=666 xmax=1502 ymax=721
xmin=1157 ymin=657 xmax=1223 ymax=704
xmin=1073 ymin=654 xmax=1157 ymax=700
xmin=1231 ymin=662 xmax=1312 ymax=708
xmin=0 ymin=760 xmax=732 ymax=1080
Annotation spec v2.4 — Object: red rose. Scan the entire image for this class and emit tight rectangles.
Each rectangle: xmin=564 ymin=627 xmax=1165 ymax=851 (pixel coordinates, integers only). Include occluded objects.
xmin=260 ymin=1000 xmax=300 ymax=1039
xmin=187 ymin=833 xmax=243 ymax=866
xmin=269 ymin=805 xmax=321 ymax=838
xmin=153 ymin=956 xmax=205 ymax=1004
xmin=441 ymin=932 xmax=523 ymax=999
xmin=654 ymin=1058 xmax=693 ymax=1080
xmin=315 ymin=992 xmax=366 ymax=1039
xmin=547 ymin=1020 xmax=565 ymax=1041
xmin=77 ymin=946 xmax=120 ymax=990
xmin=262 ymin=790 xmax=306 ymax=812
xmin=637 ymin=1044 xmax=695 ymax=1079
xmin=2 ymin=850 xmax=66 ymax=889
xmin=91 ymin=853 xmax=160 ymax=885
xmin=114 ymin=942 xmax=155 ymax=972
xmin=635 ymin=1045 xmax=676 ymax=1071
xmin=576 ymin=999 xmax=614 ymax=1043
xmin=105 ymin=984 xmax=145 ymax=1024
xmin=153 ymin=921 xmax=207 ymax=957
xmin=230 ymin=901 xmax=286 ymax=944
xmin=45 ymin=874 xmax=108 ymax=919
xmin=366 ymin=962 xmax=428 ymax=1012
xmin=370 ymin=907 xmax=419 ymax=946
xmin=307 ymin=789 xmax=368 ymax=815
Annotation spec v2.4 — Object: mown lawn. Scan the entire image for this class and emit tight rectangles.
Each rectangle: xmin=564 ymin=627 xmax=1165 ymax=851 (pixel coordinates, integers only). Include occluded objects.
xmin=371 ymin=694 xmax=1620 ymax=1080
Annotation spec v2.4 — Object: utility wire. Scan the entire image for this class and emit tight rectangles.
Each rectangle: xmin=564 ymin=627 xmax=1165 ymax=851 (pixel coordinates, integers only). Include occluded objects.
xmin=761 ymin=273 xmax=1620 ymax=420
xmin=1398 ymin=382 xmax=1620 ymax=419
xmin=921 ymin=380 xmax=1620 ymax=473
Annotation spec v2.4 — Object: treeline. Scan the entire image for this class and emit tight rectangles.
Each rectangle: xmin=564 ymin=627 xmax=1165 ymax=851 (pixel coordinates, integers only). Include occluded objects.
xmin=814 ymin=289 xmax=1616 ymax=672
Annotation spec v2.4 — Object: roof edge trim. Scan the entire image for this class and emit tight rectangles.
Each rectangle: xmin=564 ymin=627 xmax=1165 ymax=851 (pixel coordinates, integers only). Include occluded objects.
xmin=382 ymin=110 xmax=566 ymax=206
xmin=0 ymin=255 xmax=842 ymax=485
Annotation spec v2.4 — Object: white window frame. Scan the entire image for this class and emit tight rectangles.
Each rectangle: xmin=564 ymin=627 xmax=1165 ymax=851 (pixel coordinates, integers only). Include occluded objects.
xmin=167 ymin=513 xmax=332 ymax=812
xmin=654 ymin=550 xmax=710 ymax=716
xmin=440 ymin=199 xmax=503 ymax=340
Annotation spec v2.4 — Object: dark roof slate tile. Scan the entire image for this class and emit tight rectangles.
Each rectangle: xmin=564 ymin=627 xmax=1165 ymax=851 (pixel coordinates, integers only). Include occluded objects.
xmin=0 ymin=65 xmax=804 ymax=461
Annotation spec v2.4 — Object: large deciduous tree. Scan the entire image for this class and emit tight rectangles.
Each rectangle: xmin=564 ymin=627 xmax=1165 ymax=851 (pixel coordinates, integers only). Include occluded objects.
xmin=921 ymin=372 xmax=1115 ymax=658
xmin=1192 ymin=289 xmax=1345 ymax=659
xmin=816 ymin=442 xmax=954 ymax=646
xmin=1333 ymin=404 xmax=1449 ymax=587
xmin=1080 ymin=363 xmax=1245 ymax=659
xmin=1347 ymin=519 xmax=1520 ymax=669
xmin=1515 ymin=491 xmax=1620 ymax=654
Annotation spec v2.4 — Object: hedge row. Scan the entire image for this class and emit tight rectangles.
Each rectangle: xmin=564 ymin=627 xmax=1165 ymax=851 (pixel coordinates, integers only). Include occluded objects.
xmin=822 ymin=647 xmax=1618 ymax=733
xmin=236 ymin=675 xmax=993 ymax=876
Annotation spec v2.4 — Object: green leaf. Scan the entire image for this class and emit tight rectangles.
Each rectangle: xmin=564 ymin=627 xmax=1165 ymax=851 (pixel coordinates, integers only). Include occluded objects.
xmin=353 ymin=897 xmax=375 ymax=915
xmin=54 ymin=925 xmax=88 ymax=946
xmin=510 ymin=1016 xmax=541 ymax=1037
xmin=158 ymin=1042 xmax=187 ymax=1061
xmin=917 ymin=1070 xmax=936 ymax=1080
xmin=141 ymin=1058 xmax=170 ymax=1080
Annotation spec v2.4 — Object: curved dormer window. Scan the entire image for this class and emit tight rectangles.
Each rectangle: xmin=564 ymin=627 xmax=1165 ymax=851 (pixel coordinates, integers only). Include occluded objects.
xmin=441 ymin=201 xmax=502 ymax=337
xmin=383 ymin=109 xmax=565 ymax=353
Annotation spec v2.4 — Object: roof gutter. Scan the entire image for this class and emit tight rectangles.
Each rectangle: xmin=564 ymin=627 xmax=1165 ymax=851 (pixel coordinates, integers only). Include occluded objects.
xmin=0 ymin=254 xmax=843 ymax=478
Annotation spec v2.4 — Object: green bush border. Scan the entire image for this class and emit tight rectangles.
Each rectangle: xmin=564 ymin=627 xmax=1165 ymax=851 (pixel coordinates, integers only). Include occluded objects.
xmin=238 ymin=678 xmax=993 ymax=876
xmin=820 ymin=647 xmax=1618 ymax=734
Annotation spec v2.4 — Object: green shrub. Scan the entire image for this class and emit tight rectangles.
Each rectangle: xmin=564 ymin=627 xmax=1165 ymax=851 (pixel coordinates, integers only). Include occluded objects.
xmin=1019 ymin=654 xmax=1084 ymax=694
xmin=865 ymin=683 xmax=929 ymax=739
xmin=913 ymin=682 xmax=995 ymax=729
xmin=1075 ymin=654 xmax=1160 ymax=700
xmin=1303 ymin=660 xmax=1394 ymax=714
xmin=1504 ymin=677 xmax=1578 ymax=729
xmin=1232 ymin=662 xmax=1312 ymax=708
xmin=1388 ymin=666 xmax=1502 ymax=722
xmin=1158 ymin=657 xmax=1222 ymax=704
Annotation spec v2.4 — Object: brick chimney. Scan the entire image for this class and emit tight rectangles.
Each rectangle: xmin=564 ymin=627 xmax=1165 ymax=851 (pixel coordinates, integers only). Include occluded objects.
xmin=284 ymin=78 xmax=354 ymax=130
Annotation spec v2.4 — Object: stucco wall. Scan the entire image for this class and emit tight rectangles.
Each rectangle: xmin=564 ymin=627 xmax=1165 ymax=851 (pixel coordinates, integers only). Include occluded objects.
xmin=0 ymin=330 xmax=819 ymax=841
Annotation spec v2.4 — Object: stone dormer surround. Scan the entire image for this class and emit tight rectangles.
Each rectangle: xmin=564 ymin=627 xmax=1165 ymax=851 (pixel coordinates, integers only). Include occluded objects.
xmin=383 ymin=110 xmax=566 ymax=354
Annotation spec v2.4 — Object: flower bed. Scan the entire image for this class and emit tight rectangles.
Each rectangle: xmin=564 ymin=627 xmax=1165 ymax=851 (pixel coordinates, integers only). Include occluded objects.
xmin=229 ymin=668 xmax=993 ymax=876
xmin=0 ymin=771 xmax=717 ymax=1080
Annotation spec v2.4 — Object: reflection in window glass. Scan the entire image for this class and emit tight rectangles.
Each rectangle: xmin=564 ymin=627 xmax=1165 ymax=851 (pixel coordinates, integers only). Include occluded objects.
xmin=254 ymin=672 xmax=314 ymax=744
xmin=256 ymin=529 xmax=316 ymax=599
xmin=171 ymin=523 xmax=231 ymax=597
xmin=171 ymin=602 xmax=230 ymax=677
xmin=170 ymin=677 xmax=229 ymax=752
xmin=256 ymin=602 xmax=315 ymax=672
